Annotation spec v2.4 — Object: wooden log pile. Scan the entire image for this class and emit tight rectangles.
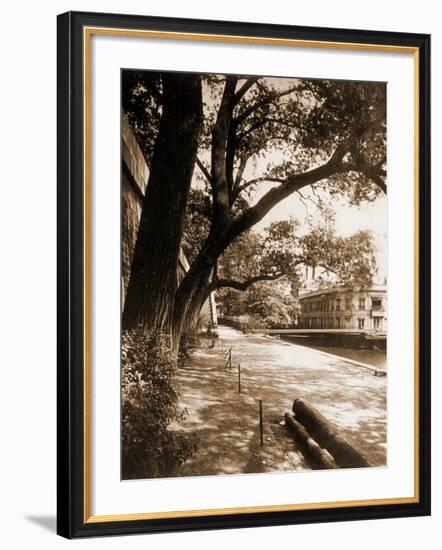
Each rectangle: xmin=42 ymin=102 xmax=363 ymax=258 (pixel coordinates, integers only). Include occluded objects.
xmin=285 ymin=398 xmax=373 ymax=469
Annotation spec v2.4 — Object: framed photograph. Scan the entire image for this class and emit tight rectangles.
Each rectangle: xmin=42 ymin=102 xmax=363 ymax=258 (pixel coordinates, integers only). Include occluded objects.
xmin=57 ymin=11 xmax=431 ymax=538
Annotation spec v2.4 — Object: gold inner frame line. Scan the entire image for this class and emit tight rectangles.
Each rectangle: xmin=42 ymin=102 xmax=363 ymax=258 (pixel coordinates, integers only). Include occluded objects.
xmin=83 ymin=26 xmax=420 ymax=524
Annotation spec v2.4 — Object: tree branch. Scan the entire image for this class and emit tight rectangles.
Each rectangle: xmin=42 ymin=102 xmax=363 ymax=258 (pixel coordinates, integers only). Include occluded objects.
xmin=233 ymin=78 xmax=259 ymax=105
xmin=215 ymin=272 xmax=284 ymax=291
xmin=223 ymin=143 xmax=351 ymax=247
xmin=234 ymin=154 xmax=251 ymax=188
xmin=345 ymin=151 xmax=387 ymax=194
xmin=196 ymin=156 xmax=213 ymax=187
xmin=234 ymin=176 xmax=286 ymax=199
xmin=262 ymin=116 xmax=299 ymax=131
xmin=211 ymin=76 xmax=238 ymax=228
xmin=235 ymin=85 xmax=299 ymax=126
xmin=236 ymin=118 xmax=269 ymax=144
xmin=225 ymin=121 xmax=239 ymax=200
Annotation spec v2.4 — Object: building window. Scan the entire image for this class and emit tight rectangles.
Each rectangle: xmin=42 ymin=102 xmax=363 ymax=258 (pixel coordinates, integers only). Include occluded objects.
xmin=359 ymin=297 xmax=365 ymax=310
xmin=358 ymin=318 xmax=365 ymax=330
xmin=336 ymin=299 xmax=341 ymax=311
xmin=374 ymin=317 xmax=382 ymax=329
xmin=345 ymin=298 xmax=351 ymax=310
xmin=336 ymin=318 xmax=340 ymax=328
xmin=372 ymin=298 xmax=382 ymax=311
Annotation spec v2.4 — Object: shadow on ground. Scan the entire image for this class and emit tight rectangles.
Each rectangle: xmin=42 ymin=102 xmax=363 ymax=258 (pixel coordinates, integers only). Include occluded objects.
xmin=173 ymin=326 xmax=386 ymax=478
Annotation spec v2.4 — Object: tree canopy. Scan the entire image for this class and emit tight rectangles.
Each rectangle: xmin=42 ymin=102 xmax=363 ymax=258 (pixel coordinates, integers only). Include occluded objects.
xmin=122 ymin=70 xmax=386 ymax=347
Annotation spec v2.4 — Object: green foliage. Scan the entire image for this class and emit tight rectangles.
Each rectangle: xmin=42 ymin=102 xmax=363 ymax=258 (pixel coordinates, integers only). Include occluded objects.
xmin=206 ymin=325 xmax=219 ymax=339
xmin=182 ymin=189 xmax=252 ymax=265
xmin=201 ymin=325 xmax=220 ymax=349
xmin=220 ymin=218 xmax=301 ymax=285
xmin=178 ymin=330 xmax=200 ymax=361
xmin=220 ymin=280 xmax=298 ymax=328
xmin=123 ymin=72 xmax=386 ymax=213
xmin=217 ymin=219 xmax=377 ymax=327
xmin=182 ymin=189 xmax=211 ymax=264
xmin=122 ymin=71 xmax=162 ymax=164
xmin=298 ymin=224 xmax=377 ymax=288
xmin=122 ymin=329 xmax=196 ymax=479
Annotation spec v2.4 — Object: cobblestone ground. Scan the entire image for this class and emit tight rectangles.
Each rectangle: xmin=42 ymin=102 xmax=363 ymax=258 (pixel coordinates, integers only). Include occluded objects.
xmin=174 ymin=325 xmax=386 ymax=478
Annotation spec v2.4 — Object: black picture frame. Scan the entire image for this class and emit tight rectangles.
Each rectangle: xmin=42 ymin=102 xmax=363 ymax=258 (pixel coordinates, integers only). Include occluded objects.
xmin=57 ymin=10 xmax=431 ymax=539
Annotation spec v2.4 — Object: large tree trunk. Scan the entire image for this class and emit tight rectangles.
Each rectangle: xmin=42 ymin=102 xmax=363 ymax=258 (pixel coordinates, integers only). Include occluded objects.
xmin=171 ymin=231 xmax=224 ymax=351
xmin=172 ymin=256 xmax=214 ymax=352
xmin=172 ymin=283 xmax=212 ymax=353
xmin=122 ymin=74 xmax=203 ymax=335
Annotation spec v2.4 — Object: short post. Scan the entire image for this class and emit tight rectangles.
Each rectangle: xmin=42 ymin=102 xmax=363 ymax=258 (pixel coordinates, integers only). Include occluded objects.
xmin=259 ymin=399 xmax=264 ymax=447
xmin=224 ymin=347 xmax=232 ymax=370
xmin=238 ymin=363 xmax=241 ymax=393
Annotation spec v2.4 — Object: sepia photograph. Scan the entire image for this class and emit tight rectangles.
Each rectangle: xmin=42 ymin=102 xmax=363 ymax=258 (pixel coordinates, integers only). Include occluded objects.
xmin=120 ymin=69 xmax=388 ymax=481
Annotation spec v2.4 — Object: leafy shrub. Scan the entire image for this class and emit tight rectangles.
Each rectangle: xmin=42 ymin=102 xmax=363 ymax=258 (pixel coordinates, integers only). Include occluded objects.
xmin=178 ymin=330 xmax=200 ymax=361
xmin=206 ymin=325 xmax=219 ymax=339
xmin=204 ymin=325 xmax=219 ymax=348
xmin=122 ymin=329 xmax=196 ymax=479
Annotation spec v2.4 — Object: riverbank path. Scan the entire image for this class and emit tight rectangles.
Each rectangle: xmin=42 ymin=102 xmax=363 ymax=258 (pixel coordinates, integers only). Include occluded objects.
xmin=175 ymin=325 xmax=386 ymax=477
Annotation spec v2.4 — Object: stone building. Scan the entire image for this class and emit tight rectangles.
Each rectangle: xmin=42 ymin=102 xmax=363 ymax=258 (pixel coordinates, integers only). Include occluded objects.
xmin=121 ymin=117 xmax=217 ymax=326
xmin=298 ymin=285 xmax=387 ymax=331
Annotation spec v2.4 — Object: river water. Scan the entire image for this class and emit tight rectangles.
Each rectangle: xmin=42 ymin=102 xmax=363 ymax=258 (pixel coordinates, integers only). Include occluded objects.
xmin=281 ymin=335 xmax=387 ymax=369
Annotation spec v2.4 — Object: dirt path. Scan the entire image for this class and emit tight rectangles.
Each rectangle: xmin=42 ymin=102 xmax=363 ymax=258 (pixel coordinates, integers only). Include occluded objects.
xmin=175 ymin=325 xmax=386 ymax=477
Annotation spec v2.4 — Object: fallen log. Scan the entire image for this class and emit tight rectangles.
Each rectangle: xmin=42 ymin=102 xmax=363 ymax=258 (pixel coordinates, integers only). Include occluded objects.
xmin=284 ymin=412 xmax=337 ymax=470
xmin=292 ymin=399 xmax=373 ymax=469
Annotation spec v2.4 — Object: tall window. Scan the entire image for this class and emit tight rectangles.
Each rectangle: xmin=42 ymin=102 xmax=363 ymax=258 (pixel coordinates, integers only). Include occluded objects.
xmin=336 ymin=299 xmax=341 ymax=311
xmin=374 ymin=317 xmax=382 ymax=329
xmin=345 ymin=297 xmax=351 ymax=310
xmin=358 ymin=297 xmax=365 ymax=310
xmin=358 ymin=318 xmax=365 ymax=329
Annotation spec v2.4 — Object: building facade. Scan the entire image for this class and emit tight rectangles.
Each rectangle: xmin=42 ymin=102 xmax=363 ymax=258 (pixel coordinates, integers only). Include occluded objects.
xmin=298 ymin=285 xmax=387 ymax=331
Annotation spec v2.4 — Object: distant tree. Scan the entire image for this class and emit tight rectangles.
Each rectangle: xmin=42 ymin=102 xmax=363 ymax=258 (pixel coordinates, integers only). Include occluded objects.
xmin=219 ymin=280 xmax=298 ymax=328
xmin=296 ymin=226 xmax=377 ymax=289
xmin=214 ymin=218 xmax=377 ymax=325
xmin=213 ymin=219 xmax=301 ymax=293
